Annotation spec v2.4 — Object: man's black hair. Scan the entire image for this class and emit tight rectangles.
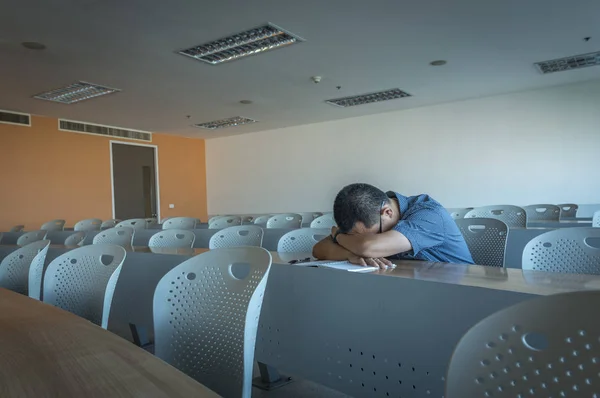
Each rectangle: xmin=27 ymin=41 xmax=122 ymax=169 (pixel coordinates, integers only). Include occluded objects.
xmin=333 ymin=183 xmax=389 ymax=233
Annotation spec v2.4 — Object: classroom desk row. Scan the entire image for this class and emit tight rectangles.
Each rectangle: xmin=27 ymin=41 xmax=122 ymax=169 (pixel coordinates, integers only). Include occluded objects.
xmin=1 ymin=244 xmax=599 ymax=397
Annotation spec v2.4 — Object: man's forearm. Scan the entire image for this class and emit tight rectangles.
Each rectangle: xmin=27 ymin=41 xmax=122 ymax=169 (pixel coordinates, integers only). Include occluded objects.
xmin=312 ymin=237 xmax=354 ymax=260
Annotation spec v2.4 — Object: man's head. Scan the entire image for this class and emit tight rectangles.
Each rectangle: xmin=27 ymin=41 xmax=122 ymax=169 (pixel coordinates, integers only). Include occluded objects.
xmin=333 ymin=183 xmax=400 ymax=234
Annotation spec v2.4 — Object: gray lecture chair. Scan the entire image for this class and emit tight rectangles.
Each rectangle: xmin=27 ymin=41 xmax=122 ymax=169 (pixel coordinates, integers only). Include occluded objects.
xmin=266 ymin=213 xmax=302 ymax=229
xmin=209 ymin=216 xmax=242 ymax=229
xmin=160 ymin=217 xmax=172 ymax=224
xmin=101 ymin=219 xmax=121 ymax=229
xmin=277 ymin=228 xmax=330 ymax=253
xmin=310 ymin=214 xmax=337 ymax=229
xmin=523 ymin=204 xmax=560 ymax=223
xmin=241 ymin=215 xmax=255 ymax=225
xmin=153 ymin=247 xmax=272 ymax=398
xmin=296 ymin=212 xmax=320 ymax=224
xmin=455 ymin=218 xmax=508 ymax=267
xmin=209 ymin=225 xmax=264 ymax=249
xmin=253 ymin=215 xmax=272 ymax=227
xmin=73 ymin=218 xmax=102 ymax=232
xmin=43 ymin=244 xmax=126 ymax=328
xmin=0 ymin=240 xmax=50 ymax=296
xmin=464 ymin=205 xmax=527 ymax=228
xmin=447 ymin=208 xmax=473 ymax=220
xmin=445 ymin=290 xmax=600 ymax=398
xmin=9 ymin=225 xmax=25 ymax=233
xmin=522 ymin=227 xmax=600 ymax=274
xmin=116 ymin=218 xmax=147 ymax=230
xmin=64 ymin=231 xmax=86 ymax=247
xmin=40 ymin=219 xmax=65 ymax=231
xmin=145 ymin=218 xmax=158 ymax=228
xmin=593 ymin=210 xmax=600 ymax=227
xmin=149 ymin=229 xmax=195 ymax=248
xmin=558 ymin=203 xmax=578 ymax=219
xmin=17 ymin=230 xmax=47 ymax=247
xmin=208 ymin=215 xmax=225 ymax=224
xmin=92 ymin=226 xmax=134 ymax=248
xmin=162 ymin=217 xmax=197 ymax=230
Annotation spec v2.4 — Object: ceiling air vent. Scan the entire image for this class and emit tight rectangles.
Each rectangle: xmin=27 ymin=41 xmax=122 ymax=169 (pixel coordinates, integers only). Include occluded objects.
xmin=193 ymin=116 xmax=257 ymax=130
xmin=179 ymin=23 xmax=304 ymax=65
xmin=0 ymin=110 xmax=31 ymax=126
xmin=535 ymin=51 xmax=600 ymax=74
xmin=59 ymin=119 xmax=152 ymax=142
xmin=326 ymin=88 xmax=411 ymax=108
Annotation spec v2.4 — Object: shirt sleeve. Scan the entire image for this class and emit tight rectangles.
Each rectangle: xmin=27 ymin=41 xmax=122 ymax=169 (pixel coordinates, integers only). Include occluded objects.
xmin=392 ymin=207 xmax=446 ymax=255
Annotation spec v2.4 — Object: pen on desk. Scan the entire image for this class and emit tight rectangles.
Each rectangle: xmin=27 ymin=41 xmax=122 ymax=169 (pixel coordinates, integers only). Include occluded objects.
xmin=288 ymin=257 xmax=311 ymax=264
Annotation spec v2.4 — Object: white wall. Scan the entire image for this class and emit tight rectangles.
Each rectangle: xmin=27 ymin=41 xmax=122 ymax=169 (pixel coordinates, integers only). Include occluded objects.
xmin=206 ymin=80 xmax=600 ymax=215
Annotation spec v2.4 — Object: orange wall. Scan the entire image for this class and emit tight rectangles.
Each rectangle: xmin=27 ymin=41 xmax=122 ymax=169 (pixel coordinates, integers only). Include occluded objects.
xmin=0 ymin=115 xmax=207 ymax=230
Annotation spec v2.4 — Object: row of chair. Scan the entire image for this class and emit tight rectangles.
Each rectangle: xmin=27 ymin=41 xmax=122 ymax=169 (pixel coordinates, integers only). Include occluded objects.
xmin=448 ymin=204 xmax=580 ymax=227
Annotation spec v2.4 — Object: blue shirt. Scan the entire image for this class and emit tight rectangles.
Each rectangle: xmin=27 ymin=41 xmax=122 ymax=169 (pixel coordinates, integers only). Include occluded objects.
xmin=388 ymin=192 xmax=474 ymax=264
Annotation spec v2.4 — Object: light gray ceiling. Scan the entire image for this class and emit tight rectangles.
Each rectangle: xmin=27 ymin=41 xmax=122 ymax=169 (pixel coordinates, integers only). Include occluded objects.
xmin=1 ymin=0 xmax=600 ymax=138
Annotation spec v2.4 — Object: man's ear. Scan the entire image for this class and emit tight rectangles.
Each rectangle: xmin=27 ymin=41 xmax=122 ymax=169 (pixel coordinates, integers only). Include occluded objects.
xmin=382 ymin=205 xmax=394 ymax=218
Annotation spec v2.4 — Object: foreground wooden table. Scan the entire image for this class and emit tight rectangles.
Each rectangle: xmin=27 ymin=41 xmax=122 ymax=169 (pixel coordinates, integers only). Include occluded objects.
xmin=0 ymin=289 xmax=220 ymax=398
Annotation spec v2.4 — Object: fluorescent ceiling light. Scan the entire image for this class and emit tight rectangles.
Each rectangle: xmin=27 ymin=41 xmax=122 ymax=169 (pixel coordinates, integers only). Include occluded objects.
xmin=535 ymin=51 xmax=600 ymax=74
xmin=194 ymin=116 xmax=257 ymax=130
xmin=34 ymin=81 xmax=120 ymax=104
xmin=326 ymin=88 xmax=411 ymax=108
xmin=179 ymin=23 xmax=304 ymax=65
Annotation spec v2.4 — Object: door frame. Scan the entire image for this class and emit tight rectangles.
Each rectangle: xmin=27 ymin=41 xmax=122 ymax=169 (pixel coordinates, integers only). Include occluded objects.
xmin=109 ymin=140 xmax=161 ymax=221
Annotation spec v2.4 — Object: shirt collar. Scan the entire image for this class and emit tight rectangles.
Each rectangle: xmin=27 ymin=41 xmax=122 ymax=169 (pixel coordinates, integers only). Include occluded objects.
xmin=386 ymin=191 xmax=409 ymax=218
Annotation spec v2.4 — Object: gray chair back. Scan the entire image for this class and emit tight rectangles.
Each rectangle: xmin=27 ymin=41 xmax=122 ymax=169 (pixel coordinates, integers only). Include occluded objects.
xmin=64 ymin=231 xmax=87 ymax=247
xmin=446 ymin=290 xmax=600 ymax=398
xmin=253 ymin=215 xmax=271 ymax=226
xmin=209 ymin=216 xmax=242 ymax=229
xmin=310 ymin=214 xmax=337 ymax=229
xmin=209 ymin=225 xmax=264 ymax=249
xmin=26 ymin=241 xmax=53 ymax=300
xmin=145 ymin=218 xmax=158 ymax=228
xmin=101 ymin=219 xmax=121 ymax=229
xmin=266 ymin=213 xmax=302 ymax=229
xmin=149 ymin=229 xmax=196 ymax=248
xmin=522 ymin=227 xmax=600 ymax=274
xmin=162 ymin=217 xmax=197 ymax=230
xmin=277 ymin=228 xmax=330 ymax=253
xmin=0 ymin=240 xmax=50 ymax=295
xmin=558 ymin=203 xmax=578 ymax=219
xmin=523 ymin=204 xmax=560 ymax=222
xmin=447 ymin=208 xmax=473 ymax=220
xmin=153 ymin=247 xmax=272 ymax=398
xmin=92 ymin=227 xmax=134 ymax=247
xmin=9 ymin=225 xmax=25 ymax=233
xmin=74 ymin=218 xmax=102 ymax=232
xmin=455 ymin=218 xmax=508 ymax=267
xmin=593 ymin=210 xmax=600 ymax=228
xmin=241 ymin=215 xmax=255 ymax=225
xmin=17 ymin=230 xmax=47 ymax=247
xmin=296 ymin=212 xmax=321 ymax=224
xmin=116 ymin=218 xmax=147 ymax=230
xmin=464 ymin=205 xmax=526 ymax=228
xmin=41 ymin=219 xmax=65 ymax=231
xmin=208 ymin=215 xmax=225 ymax=224
xmin=43 ymin=244 xmax=126 ymax=328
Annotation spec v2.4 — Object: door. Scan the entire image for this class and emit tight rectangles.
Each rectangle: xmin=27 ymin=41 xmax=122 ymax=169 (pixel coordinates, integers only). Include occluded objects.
xmin=111 ymin=142 xmax=158 ymax=220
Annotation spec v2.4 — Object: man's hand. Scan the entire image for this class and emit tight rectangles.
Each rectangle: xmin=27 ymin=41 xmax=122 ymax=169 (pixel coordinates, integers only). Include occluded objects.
xmin=347 ymin=255 xmax=394 ymax=269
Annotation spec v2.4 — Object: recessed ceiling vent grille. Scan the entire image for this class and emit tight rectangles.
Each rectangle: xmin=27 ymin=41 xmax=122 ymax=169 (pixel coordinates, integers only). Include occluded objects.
xmin=59 ymin=119 xmax=152 ymax=142
xmin=326 ymin=88 xmax=411 ymax=107
xmin=0 ymin=110 xmax=30 ymax=126
xmin=535 ymin=51 xmax=600 ymax=74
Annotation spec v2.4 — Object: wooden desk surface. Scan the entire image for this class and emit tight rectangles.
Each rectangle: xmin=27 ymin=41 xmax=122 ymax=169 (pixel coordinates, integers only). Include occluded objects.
xmin=0 ymin=289 xmax=220 ymax=398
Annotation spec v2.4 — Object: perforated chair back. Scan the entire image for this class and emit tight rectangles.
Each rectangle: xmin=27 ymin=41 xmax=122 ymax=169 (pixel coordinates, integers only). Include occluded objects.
xmin=145 ymin=218 xmax=158 ymax=228
xmin=116 ymin=218 xmax=146 ymax=230
xmin=160 ymin=217 xmax=172 ymax=224
xmin=464 ymin=205 xmax=526 ymax=228
xmin=296 ymin=212 xmax=320 ymax=224
xmin=43 ymin=244 xmax=126 ymax=328
xmin=153 ymin=247 xmax=272 ymax=398
xmin=266 ymin=213 xmax=302 ymax=229
xmin=64 ymin=231 xmax=86 ymax=247
xmin=101 ymin=219 xmax=121 ymax=229
xmin=41 ymin=219 xmax=65 ymax=231
xmin=455 ymin=218 xmax=508 ymax=267
xmin=593 ymin=211 xmax=600 ymax=228
xmin=446 ymin=290 xmax=600 ymax=398
xmin=162 ymin=217 xmax=197 ymax=230
xmin=253 ymin=215 xmax=271 ymax=226
xmin=523 ymin=204 xmax=560 ymax=222
xmin=208 ymin=215 xmax=225 ymax=224
xmin=149 ymin=229 xmax=195 ymax=248
xmin=277 ymin=228 xmax=330 ymax=253
xmin=447 ymin=208 xmax=473 ymax=220
xmin=0 ymin=240 xmax=50 ymax=295
xmin=209 ymin=225 xmax=264 ymax=249
xmin=522 ymin=227 xmax=600 ymax=274
xmin=74 ymin=218 xmax=102 ymax=231
xmin=310 ymin=214 xmax=337 ymax=229
xmin=241 ymin=215 xmax=255 ymax=225
xmin=10 ymin=225 xmax=24 ymax=233
xmin=209 ymin=216 xmax=242 ymax=229
xmin=17 ymin=231 xmax=47 ymax=247
xmin=92 ymin=227 xmax=134 ymax=247
xmin=558 ymin=203 xmax=578 ymax=219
